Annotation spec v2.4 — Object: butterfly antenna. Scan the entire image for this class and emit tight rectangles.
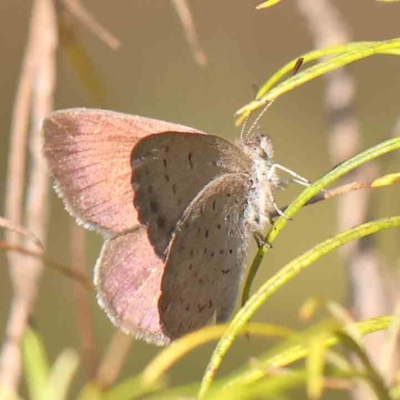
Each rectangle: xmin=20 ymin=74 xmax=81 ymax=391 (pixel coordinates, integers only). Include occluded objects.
xmin=244 ymin=100 xmax=274 ymax=139
xmin=242 ymin=58 xmax=304 ymax=140
xmin=240 ymin=112 xmax=251 ymax=141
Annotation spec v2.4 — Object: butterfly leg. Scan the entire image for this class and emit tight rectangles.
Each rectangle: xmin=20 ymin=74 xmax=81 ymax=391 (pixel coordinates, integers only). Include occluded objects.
xmin=265 ymin=186 xmax=292 ymax=221
xmin=253 ymin=231 xmax=272 ymax=249
xmin=268 ymin=163 xmax=310 ymax=187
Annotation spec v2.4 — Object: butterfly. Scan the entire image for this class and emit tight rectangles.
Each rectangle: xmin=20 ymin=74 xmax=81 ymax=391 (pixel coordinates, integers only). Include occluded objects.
xmin=43 ymin=108 xmax=308 ymax=345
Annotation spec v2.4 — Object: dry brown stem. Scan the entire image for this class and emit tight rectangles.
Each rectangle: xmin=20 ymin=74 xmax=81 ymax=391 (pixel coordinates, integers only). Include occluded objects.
xmin=0 ymin=0 xmax=57 ymax=394
xmin=170 ymin=0 xmax=207 ymax=65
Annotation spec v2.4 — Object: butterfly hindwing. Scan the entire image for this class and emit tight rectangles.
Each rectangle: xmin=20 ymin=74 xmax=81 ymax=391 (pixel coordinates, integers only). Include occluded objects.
xmin=94 ymin=226 xmax=170 ymax=345
xmin=158 ymin=173 xmax=252 ymax=339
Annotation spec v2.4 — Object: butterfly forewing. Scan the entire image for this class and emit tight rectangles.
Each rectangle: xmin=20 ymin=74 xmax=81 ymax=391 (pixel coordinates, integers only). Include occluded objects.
xmin=158 ymin=173 xmax=252 ymax=339
xmin=43 ymin=108 xmax=203 ymax=235
xmin=131 ymin=133 xmax=252 ymax=255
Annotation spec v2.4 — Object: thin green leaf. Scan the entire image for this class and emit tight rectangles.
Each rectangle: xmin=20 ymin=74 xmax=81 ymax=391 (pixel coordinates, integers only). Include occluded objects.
xmin=256 ymin=0 xmax=282 ymax=9
xmin=141 ymin=323 xmax=292 ymax=387
xmin=209 ymin=368 xmax=307 ymax=400
xmin=200 ymin=216 xmax=400 ymax=398
xmin=58 ymin=9 xmax=108 ymax=107
xmin=335 ymin=332 xmax=391 ymax=400
xmin=236 ymin=39 xmax=400 ymax=117
xmin=103 ymin=376 xmax=162 ymax=400
xmin=22 ymin=328 xmax=50 ymax=400
xmin=106 ymin=323 xmax=292 ymax=400
xmin=256 ymin=42 xmax=375 ymax=99
xmin=223 ymin=317 xmax=392 ymax=390
xmin=43 ymin=350 xmax=79 ymax=400
xmin=306 ymin=335 xmax=327 ymax=399
xmin=76 ymin=382 xmax=102 ymax=400
xmin=381 ymin=307 xmax=400 ymax=382
xmin=0 ymin=387 xmax=23 ymax=400
xmin=372 ymin=172 xmax=400 ymax=187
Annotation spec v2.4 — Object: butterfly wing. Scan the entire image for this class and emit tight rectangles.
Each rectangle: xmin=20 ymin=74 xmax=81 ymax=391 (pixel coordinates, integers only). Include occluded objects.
xmin=94 ymin=226 xmax=170 ymax=345
xmin=131 ymin=133 xmax=252 ymax=255
xmin=43 ymin=108 xmax=253 ymax=345
xmin=43 ymin=108 xmax=203 ymax=235
xmin=158 ymin=173 xmax=252 ymax=339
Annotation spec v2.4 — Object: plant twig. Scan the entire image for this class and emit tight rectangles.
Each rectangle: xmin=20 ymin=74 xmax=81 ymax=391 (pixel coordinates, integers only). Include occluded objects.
xmin=170 ymin=0 xmax=207 ymax=65
xmin=60 ymin=0 xmax=121 ymax=49
xmin=70 ymin=224 xmax=98 ymax=377
xmin=0 ymin=242 xmax=92 ymax=290
xmin=95 ymin=331 xmax=133 ymax=390
xmin=0 ymin=0 xmax=57 ymax=394
xmin=273 ymin=174 xmax=400 ymax=218
xmin=0 ymin=217 xmax=43 ymax=249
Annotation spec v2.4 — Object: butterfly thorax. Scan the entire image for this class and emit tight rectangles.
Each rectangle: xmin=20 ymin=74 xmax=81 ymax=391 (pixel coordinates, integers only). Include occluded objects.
xmin=241 ymin=133 xmax=280 ymax=233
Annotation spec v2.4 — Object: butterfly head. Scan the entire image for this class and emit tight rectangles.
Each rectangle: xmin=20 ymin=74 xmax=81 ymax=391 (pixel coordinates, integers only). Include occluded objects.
xmin=243 ymin=133 xmax=274 ymax=161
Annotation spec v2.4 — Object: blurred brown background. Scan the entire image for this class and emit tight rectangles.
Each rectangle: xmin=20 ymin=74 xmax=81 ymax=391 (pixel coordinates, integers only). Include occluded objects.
xmin=0 ymin=0 xmax=400 ymax=397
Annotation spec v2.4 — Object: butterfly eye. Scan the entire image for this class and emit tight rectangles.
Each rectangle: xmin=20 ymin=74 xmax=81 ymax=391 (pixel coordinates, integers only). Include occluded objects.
xmin=258 ymin=134 xmax=274 ymax=160
xmin=256 ymin=147 xmax=267 ymax=159
xmin=245 ymin=140 xmax=267 ymax=159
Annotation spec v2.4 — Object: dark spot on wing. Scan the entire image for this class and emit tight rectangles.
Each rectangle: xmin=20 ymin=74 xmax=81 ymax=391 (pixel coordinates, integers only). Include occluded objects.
xmin=197 ymin=303 xmax=207 ymax=313
xmin=163 ymin=159 xmax=167 ymax=168
xmin=188 ymin=152 xmax=193 ymax=169
xmin=149 ymin=200 xmax=158 ymax=213
xmin=157 ymin=216 xmax=166 ymax=228
xmin=222 ymin=268 xmax=230 ymax=274
xmin=164 ymin=174 xmax=170 ymax=182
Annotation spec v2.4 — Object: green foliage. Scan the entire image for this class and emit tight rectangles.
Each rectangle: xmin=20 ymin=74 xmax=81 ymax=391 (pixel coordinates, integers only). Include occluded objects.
xmin=23 ymin=328 xmax=79 ymax=400
xmin=236 ymin=39 xmax=400 ymax=120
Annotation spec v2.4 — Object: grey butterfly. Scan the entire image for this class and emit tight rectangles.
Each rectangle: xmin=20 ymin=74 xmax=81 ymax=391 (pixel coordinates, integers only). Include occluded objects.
xmin=42 ymin=108 xmax=308 ymax=346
